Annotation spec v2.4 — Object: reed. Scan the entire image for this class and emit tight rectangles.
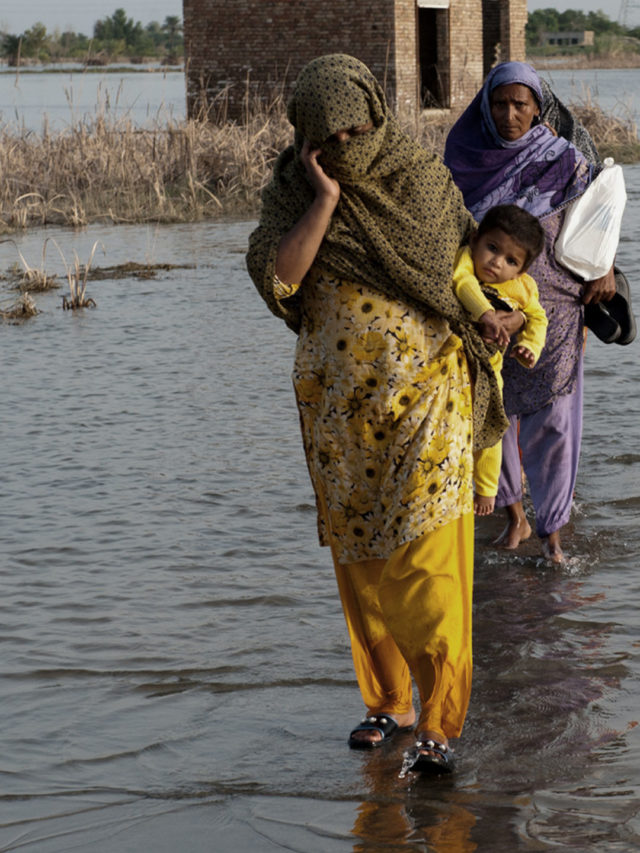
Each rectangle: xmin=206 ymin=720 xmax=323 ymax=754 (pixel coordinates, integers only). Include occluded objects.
xmin=571 ymin=99 xmax=640 ymax=163
xmin=0 ymin=238 xmax=60 ymax=290
xmin=0 ymin=85 xmax=637 ymax=232
xmin=54 ymin=239 xmax=101 ymax=309
xmin=0 ymin=292 xmax=39 ymax=321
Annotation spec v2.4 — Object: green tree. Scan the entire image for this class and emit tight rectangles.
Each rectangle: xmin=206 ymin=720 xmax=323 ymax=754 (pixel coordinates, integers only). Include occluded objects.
xmin=0 ymin=33 xmax=22 ymax=65
xmin=162 ymin=15 xmax=182 ymax=54
xmin=526 ymin=7 xmax=625 ymax=48
xmin=21 ymin=22 xmax=51 ymax=60
xmin=94 ymin=8 xmax=144 ymax=48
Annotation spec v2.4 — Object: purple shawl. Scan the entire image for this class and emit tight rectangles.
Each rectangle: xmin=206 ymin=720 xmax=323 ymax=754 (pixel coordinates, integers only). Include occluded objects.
xmin=444 ymin=62 xmax=592 ymax=220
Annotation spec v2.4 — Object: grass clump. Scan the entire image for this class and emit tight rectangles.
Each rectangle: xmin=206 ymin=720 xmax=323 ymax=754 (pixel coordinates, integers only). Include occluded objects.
xmin=572 ymin=99 xmax=640 ymax=163
xmin=0 ymin=292 xmax=39 ymax=321
xmin=0 ymin=238 xmax=60 ymax=290
xmin=57 ymin=240 xmax=101 ymax=310
xmin=0 ymin=88 xmax=293 ymax=231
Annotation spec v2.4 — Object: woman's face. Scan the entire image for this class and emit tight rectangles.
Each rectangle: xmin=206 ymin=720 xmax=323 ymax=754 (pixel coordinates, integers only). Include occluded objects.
xmin=325 ymin=122 xmax=374 ymax=144
xmin=490 ymin=83 xmax=540 ymax=140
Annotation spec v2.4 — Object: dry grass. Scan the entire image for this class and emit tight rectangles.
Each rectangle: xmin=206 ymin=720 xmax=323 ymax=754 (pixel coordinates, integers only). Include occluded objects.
xmin=0 ymin=238 xmax=60 ymax=290
xmin=0 ymin=87 xmax=293 ymax=232
xmin=54 ymin=239 xmax=101 ymax=310
xmin=0 ymin=85 xmax=637 ymax=232
xmin=0 ymin=292 xmax=39 ymax=322
xmin=572 ymin=99 xmax=640 ymax=163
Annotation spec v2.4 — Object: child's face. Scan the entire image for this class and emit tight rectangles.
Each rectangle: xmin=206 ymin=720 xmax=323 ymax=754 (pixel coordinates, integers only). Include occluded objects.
xmin=472 ymin=227 xmax=527 ymax=284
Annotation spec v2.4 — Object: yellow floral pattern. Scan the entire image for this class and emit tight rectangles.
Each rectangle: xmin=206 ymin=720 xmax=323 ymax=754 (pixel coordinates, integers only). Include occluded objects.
xmin=294 ymin=269 xmax=474 ymax=563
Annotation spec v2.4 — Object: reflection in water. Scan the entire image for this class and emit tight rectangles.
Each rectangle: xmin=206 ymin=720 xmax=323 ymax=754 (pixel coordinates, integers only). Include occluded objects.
xmin=351 ymin=753 xmax=479 ymax=851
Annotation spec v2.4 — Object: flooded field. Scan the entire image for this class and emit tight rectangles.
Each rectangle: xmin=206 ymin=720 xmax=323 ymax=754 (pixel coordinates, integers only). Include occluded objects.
xmin=0 ymin=174 xmax=639 ymax=849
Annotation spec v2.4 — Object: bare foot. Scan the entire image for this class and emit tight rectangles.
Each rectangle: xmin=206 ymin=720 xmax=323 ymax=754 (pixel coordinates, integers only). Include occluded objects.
xmin=474 ymin=494 xmax=495 ymax=516
xmin=349 ymin=708 xmax=416 ymax=746
xmin=541 ymin=532 xmax=565 ymax=564
xmin=493 ymin=502 xmax=532 ymax=549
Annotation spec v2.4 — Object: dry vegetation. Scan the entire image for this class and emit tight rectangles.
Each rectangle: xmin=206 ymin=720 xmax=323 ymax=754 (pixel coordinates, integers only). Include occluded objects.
xmin=0 ymin=86 xmax=637 ymax=233
xmin=0 ymin=292 xmax=39 ymax=321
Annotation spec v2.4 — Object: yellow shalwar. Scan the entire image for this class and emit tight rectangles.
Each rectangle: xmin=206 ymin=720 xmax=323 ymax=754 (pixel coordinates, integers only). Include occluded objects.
xmin=283 ymin=268 xmax=475 ymax=740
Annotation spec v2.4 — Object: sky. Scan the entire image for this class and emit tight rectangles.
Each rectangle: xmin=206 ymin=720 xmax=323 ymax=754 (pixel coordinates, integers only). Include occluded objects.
xmin=0 ymin=2 xmax=183 ymax=35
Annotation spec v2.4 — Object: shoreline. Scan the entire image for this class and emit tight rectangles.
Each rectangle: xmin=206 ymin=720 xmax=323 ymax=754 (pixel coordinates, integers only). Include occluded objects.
xmin=527 ymin=55 xmax=640 ymax=71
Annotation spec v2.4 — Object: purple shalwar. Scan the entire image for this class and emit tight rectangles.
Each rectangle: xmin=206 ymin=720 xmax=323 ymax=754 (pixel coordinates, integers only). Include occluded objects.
xmin=496 ymin=353 xmax=583 ymax=537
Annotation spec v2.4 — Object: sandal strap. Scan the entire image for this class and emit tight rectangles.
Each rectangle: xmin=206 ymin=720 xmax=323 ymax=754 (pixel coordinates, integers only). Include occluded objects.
xmin=415 ymin=739 xmax=449 ymax=753
xmin=352 ymin=714 xmax=398 ymax=735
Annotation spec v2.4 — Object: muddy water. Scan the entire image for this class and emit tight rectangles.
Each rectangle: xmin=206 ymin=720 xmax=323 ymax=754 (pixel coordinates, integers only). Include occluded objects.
xmin=0 ymin=167 xmax=639 ymax=850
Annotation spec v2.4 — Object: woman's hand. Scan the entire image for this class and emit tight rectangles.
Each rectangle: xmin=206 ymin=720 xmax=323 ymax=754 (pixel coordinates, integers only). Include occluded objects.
xmin=275 ymin=140 xmax=341 ymax=286
xmin=301 ymin=140 xmax=340 ymax=205
xmin=495 ymin=309 xmax=526 ymax=337
xmin=478 ymin=309 xmax=510 ymax=348
xmin=582 ymin=266 xmax=616 ymax=304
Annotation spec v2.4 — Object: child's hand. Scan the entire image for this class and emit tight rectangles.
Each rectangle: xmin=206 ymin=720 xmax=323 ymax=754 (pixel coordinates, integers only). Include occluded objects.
xmin=477 ymin=310 xmax=510 ymax=348
xmin=511 ymin=345 xmax=535 ymax=367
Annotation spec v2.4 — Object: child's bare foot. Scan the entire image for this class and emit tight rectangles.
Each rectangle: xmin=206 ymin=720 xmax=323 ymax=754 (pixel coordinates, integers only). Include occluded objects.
xmin=541 ymin=532 xmax=565 ymax=564
xmin=474 ymin=494 xmax=495 ymax=516
xmin=493 ymin=502 xmax=532 ymax=549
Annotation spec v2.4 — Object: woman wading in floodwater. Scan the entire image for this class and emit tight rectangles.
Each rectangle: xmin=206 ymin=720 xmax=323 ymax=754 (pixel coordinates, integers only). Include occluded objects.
xmin=247 ymin=54 xmax=510 ymax=774
xmin=445 ymin=61 xmax=616 ymax=563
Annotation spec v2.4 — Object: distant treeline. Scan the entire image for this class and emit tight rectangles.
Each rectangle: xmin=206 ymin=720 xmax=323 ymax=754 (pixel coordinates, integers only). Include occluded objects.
xmin=0 ymin=8 xmax=183 ymax=65
xmin=527 ymin=8 xmax=640 ymax=54
xmin=2 ymin=6 xmax=639 ymax=67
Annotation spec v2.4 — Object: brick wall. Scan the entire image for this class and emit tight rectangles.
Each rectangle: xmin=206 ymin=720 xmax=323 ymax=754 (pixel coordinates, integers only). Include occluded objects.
xmin=449 ymin=0 xmax=484 ymax=108
xmin=183 ymin=0 xmax=527 ymax=120
xmin=482 ymin=0 xmax=527 ymax=76
xmin=183 ymin=0 xmax=397 ymax=117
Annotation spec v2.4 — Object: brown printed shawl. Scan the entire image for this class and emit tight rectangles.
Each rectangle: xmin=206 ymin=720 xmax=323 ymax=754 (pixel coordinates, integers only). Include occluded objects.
xmin=246 ymin=54 xmax=508 ymax=449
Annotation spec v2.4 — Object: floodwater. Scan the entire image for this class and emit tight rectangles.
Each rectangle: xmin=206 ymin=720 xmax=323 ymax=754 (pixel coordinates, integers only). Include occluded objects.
xmin=0 ymin=69 xmax=185 ymax=130
xmin=0 ymin=73 xmax=639 ymax=852
xmin=0 ymin=67 xmax=638 ymax=133
xmin=540 ymin=67 xmax=640 ymax=119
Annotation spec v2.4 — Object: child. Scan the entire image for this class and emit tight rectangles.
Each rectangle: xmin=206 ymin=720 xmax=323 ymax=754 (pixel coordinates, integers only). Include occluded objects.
xmin=453 ymin=204 xmax=548 ymax=516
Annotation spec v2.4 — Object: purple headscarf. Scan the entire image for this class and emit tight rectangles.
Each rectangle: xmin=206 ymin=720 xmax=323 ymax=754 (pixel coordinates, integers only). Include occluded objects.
xmin=444 ymin=62 xmax=592 ymax=220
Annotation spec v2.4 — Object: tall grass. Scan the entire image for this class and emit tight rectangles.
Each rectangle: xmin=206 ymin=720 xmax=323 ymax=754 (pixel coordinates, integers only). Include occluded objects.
xmin=0 ymin=87 xmax=293 ymax=231
xmin=0 ymin=86 xmax=637 ymax=232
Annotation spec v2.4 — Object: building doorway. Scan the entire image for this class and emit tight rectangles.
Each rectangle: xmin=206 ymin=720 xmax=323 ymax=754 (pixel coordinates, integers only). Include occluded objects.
xmin=417 ymin=1 xmax=450 ymax=108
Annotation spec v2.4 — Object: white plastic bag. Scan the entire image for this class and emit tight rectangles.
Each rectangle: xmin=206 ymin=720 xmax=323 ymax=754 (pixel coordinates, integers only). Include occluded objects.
xmin=555 ymin=158 xmax=626 ymax=280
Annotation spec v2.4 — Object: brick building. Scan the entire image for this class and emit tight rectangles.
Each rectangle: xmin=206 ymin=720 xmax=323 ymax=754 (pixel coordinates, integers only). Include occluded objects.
xmin=183 ymin=0 xmax=527 ymax=119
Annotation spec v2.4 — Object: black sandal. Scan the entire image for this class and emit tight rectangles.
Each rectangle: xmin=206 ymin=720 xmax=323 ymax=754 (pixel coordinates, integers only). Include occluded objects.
xmin=408 ymin=738 xmax=456 ymax=774
xmin=348 ymin=714 xmax=399 ymax=749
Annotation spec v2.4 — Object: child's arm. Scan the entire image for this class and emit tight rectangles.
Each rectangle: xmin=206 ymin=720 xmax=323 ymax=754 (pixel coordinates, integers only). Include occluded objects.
xmin=453 ymin=247 xmax=493 ymax=318
xmin=453 ymin=248 xmax=509 ymax=346
xmin=511 ymin=274 xmax=548 ymax=367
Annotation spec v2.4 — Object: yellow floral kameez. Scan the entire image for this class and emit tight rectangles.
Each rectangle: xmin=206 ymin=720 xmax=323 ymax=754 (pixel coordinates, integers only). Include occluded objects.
xmin=281 ymin=269 xmax=475 ymax=738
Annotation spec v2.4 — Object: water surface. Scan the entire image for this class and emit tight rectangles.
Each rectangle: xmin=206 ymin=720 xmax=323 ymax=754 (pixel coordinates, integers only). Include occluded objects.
xmin=0 ymin=139 xmax=639 ymax=853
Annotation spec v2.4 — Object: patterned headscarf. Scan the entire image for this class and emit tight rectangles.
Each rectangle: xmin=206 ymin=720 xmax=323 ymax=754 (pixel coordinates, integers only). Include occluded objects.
xmin=247 ymin=54 xmax=508 ymax=449
xmin=444 ymin=61 xmax=592 ymax=220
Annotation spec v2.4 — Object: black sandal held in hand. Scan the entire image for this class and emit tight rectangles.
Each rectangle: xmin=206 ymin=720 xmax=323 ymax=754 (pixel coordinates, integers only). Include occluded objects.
xmin=408 ymin=738 xmax=456 ymax=774
xmin=348 ymin=714 xmax=400 ymax=749
xmin=584 ymin=267 xmax=636 ymax=346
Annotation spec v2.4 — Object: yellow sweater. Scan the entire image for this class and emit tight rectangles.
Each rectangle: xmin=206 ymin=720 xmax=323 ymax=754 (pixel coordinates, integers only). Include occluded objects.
xmin=453 ymin=246 xmax=548 ymax=366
